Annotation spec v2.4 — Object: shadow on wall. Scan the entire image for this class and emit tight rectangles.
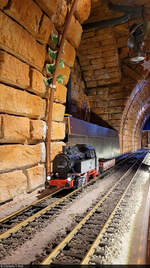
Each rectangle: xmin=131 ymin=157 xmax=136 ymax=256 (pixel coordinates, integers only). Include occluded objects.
xmin=66 ymin=100 xmax=115 ymax=131
xmin=90 ymin=112 xmax=115 ymax=130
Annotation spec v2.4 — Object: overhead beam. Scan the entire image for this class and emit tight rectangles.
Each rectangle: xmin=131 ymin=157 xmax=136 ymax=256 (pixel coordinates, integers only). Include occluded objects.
xmin=83 ymin=2 xmax=143 ymax=31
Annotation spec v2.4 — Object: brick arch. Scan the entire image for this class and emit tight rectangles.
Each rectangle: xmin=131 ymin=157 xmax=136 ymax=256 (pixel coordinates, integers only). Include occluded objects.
xmin=120 ymin=78 xmax=150 ymax=153
xmin=133 ymin=103 xmax=150 ymax=150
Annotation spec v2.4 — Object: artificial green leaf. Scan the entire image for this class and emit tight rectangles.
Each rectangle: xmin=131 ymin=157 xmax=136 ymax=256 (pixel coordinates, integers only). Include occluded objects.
xmin=48 ymin=47 xmax=57 ymax=60
xmin=51 ymin=31 xmax=59 ymax=46
xmin=57 ymin=74 xmax=64 ymax=84
xmin=59 ymin=58 xmax=64 ymax=69
xmin=46 ymin=63 xmax=56 ymax=74
xmin=44 ymin=78 xmax=52 ymax=86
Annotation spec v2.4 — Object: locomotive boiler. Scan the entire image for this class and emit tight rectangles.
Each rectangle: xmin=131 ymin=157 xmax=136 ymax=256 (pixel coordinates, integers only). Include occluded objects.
xmin=49 ymin=144 xmax=99 ymax=189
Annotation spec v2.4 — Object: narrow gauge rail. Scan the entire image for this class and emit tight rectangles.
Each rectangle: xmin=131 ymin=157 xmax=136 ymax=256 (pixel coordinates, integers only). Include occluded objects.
xmin=0 ymin=154 xmax=135 ymax=240
xmin=0 ymin=154 xmax=142 ymax=260
xmin=41 ymin=155 xmax=145 ymax=265
xmin=0 ymin=187 xmax=63 ymax=223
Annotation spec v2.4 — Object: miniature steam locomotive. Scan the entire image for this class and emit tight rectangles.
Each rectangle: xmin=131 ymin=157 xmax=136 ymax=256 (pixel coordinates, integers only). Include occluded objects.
xmin=48 ymin=144 xmax=115 ymax=189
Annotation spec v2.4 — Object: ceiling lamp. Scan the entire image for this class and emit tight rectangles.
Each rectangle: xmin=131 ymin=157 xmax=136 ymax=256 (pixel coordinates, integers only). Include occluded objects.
xmin=127 ymin=23 xmax=146 ymax=63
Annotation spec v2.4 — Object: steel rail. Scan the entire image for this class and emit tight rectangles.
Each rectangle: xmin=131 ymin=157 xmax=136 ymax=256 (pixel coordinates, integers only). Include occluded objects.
xmin=41 ymin=159 xmax=139 ymax=265
xmin=81 ymin=158 xmax=142 ymax=264
xmin=0 ymin=154 xmax=138 ymax=242
xmin=0 ymin=188 xmax=63 ymax=223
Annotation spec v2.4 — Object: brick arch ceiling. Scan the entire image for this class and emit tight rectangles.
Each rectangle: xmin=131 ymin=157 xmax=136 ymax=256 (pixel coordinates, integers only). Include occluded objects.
xmin=120 ymin=78 xmax=150 ymax=153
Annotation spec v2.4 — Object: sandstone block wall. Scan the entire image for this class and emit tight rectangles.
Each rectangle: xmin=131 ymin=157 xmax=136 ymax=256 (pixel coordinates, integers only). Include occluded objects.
xmin=71 ymin=59 xmax=90 ymax=121
xmin=0 ymin=0 xmax=91 ymax=204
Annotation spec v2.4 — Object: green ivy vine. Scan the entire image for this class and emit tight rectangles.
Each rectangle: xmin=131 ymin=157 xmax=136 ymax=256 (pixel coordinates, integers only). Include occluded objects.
xmin=45 ymin=32 xmax=65 ymax=86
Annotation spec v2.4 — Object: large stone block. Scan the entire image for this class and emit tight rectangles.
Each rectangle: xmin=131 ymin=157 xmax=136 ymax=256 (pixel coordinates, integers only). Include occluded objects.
xmin=38 ymin=14 xmax=53 ymax=44
xmin=26 ymin=164 xmax=45 ymax=192
xmin=62 ymin=40 xmax=76 ymax=67
xmin=30 ymin=69 xmax=46 ymax=97
xmin=54 ymin=0 xmax=67 ymax=30
xmin=35 ymin=0 xmax=58 ymax=17
xmin=0 ymin=170 xmax=27 ymax=203
xmin=0 ymin=115 xmax=2 ymax=138
xmin=66 ymin=15 xmax=82 ymax=49
xmin=30 ymin=120 xmax=46 ymax=141
xmin=0 ymin=11 xmax=46 ymax=70
xmin=57 ymin=64 xmax=70 ymax=85
xmin=0 ymin=50 xmax=30 ymax=89
xmin=6 ymin=0 xmax=42 ymax=35
xmin=52 ymin=103 xmax=65 ymax=122
xmin=54 ymin=82 xmax=67 ymax=103
xmin=1 ymin=114 xmax=30 ymax=143
xmin=0 ymin=0 xmax=8 ymax=9
xmin=51 ymin=122 xmax=65 ymax=140
xmin=0 ymin=143 xmax=45 ymax=172
xmin=75 ymin=0 xmax=91 ymax=23
xmin=51 ymin=141 xmax=65 ymax=160
xmin=0 ymin=84 xmax=46 ymax=119
xmin=6 ymin=0 xmax=53 ymax=44
xmin=0 ymin=182 xmax=12 ymax=204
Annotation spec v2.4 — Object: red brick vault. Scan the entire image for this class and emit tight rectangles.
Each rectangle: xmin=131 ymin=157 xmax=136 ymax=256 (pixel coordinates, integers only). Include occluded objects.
xmin=120 ymin=78 xmax=150 ymax=153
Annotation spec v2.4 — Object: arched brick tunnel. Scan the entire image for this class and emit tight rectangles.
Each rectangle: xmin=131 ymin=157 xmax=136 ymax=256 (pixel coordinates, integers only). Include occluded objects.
xmin=120 ymin=78 xmax=150 ymax=153
xmin=0 ymin=0 xmax=150 ymax=204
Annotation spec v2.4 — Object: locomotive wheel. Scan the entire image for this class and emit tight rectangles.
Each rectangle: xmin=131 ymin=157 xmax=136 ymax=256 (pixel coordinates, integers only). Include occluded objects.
xmin=74 ymin=174 xmax=87 ymax=188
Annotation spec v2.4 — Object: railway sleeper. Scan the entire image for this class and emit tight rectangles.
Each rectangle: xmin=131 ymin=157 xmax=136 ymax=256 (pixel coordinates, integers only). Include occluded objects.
xmin=77 ymin=232 xmax=97 ymax=239
xmin=80 ymin=226 xmax=100 ymax=232
xmin=86 ymin=219 xmax=103 ymax=224
xmin=67 ymin=244 xmax=85 ymax=250
xmin=62 ymin=250 xmax=84 ymax=259
xmin=81 ymin=223 xmax=100 ymax=229
xmin=24 ymin=212 xmax=35 ymax=217
xmin=55 ymin=205 xmax=65 ymax=209
xmin=32 ymin=204 xmax=47 ymax=209
xmin=45 ymin=211 xmax=55 ymax=215
xmin=73 ymin=234 xmax=91 ymax=242
xmin=95 ymin=210 xmax=103 ymax=214
xmin=1 ymin=223 xmax=14 ymax=228
xmin=68 ymin=240 xmax=89 ymax=248
xmin=52 ymin=257 xmax=80 ymax=264
xmin=40 ymin=214 xmax=50 ymax=219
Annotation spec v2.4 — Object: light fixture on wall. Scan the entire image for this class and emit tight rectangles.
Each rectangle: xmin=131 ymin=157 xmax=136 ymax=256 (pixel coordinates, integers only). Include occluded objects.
xmin=127 ymin=23 xmax=146 ymax=63
xmin=129 ymin=50 xmax=145 ymax=63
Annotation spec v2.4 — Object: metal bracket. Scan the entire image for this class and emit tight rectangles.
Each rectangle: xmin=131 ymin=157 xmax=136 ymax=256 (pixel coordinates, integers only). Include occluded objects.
xmin=50 ymin=84 xmax=56 ymax=89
